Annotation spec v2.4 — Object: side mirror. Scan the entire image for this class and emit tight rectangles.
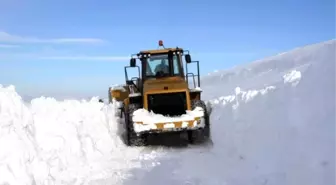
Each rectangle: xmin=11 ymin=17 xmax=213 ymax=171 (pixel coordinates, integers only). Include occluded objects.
xmin=130 ymin=58 xmax=136 ymax=67
xmin=185 ymin=54 xmax=191 ymax=63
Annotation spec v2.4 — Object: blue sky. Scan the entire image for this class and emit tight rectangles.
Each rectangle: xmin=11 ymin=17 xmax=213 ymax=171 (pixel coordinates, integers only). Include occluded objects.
xmin=0 ymin=0 xmax=334 ymax=99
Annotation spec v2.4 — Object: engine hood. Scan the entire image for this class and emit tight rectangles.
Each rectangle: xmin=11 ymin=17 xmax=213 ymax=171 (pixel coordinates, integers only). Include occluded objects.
xmin=143 ymin=76 xmax=189 ymax=94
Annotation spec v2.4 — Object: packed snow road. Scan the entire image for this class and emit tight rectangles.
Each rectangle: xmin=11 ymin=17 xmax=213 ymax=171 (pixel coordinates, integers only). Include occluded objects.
xmin=0 ymin=40 xmax=334 ymax=185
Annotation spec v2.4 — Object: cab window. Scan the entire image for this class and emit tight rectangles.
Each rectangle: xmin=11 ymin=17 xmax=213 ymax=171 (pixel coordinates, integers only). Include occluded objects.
xmin=145 ymin=54 xmax=181 ymax=77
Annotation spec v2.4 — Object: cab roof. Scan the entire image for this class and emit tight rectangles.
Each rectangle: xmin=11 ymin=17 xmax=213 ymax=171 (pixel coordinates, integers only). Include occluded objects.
xmin=139 ymin=47 xmax=184 ymax=55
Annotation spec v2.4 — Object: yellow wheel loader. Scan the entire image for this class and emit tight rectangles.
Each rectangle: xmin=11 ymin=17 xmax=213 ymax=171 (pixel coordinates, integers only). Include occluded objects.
xmin=109 ymin=41 xmax=211 ymax=146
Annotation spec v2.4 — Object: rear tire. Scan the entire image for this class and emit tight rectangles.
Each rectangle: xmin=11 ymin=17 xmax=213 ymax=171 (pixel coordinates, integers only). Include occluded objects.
xmin=125 ymin=104 xmax=146 ymax=146
xmin=188 ymin=100 xmax=211 ymax=144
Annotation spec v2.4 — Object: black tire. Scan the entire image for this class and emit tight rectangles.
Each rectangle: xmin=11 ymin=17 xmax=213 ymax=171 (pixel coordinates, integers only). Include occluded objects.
xmin=188 ymin=100 xmax=211 ymax=143
xmin=125 ymin=103 xmax=146 ymax=146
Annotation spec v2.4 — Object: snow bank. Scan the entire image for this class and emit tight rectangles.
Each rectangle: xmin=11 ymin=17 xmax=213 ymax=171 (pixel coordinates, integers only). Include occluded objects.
xmin=200 ymin=40 xmax=335 ymax=100
xmin=0 ymin=85 xmax=41 ymax=185
xmin=0 ymin=85 xmax=162 ymax=185
xmin=204 ymin=56 xmax=334 ymax=185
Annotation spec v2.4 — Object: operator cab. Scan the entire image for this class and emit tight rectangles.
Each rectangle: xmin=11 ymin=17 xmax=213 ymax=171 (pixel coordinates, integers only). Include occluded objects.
xmin=141 ymin=50 xmax=184 ymax=80
xmin=125 ymin=40 xmax=198 ymax=94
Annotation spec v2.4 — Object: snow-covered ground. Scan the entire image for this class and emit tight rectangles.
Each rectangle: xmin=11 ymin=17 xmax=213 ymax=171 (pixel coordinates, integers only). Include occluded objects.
xmin=0 ymin=39 xmax=335 ymax=185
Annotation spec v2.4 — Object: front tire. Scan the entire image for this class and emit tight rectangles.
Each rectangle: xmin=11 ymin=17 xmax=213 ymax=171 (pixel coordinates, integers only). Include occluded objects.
xmin=188 ymin=100 xmax=211 ymax=144
xmin=125 ymin=104 xmax=146 ymax=146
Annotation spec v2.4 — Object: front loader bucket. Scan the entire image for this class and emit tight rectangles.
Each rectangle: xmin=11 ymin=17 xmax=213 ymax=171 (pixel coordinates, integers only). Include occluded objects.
xmin=131 ymin=107 xmax=206 ymax=134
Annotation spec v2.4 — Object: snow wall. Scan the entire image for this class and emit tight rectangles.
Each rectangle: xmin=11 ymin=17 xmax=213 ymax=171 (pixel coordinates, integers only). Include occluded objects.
xmin=0 ymin=89 xmax=163 ymax=184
